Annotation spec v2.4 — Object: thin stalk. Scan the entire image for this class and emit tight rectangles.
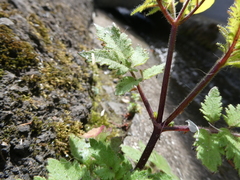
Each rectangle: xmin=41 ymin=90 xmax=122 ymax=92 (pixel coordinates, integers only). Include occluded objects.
xmin=156 ymin=24 xmax=178 ymax=123
xmin=156 ymin=0 xmax=174 ymax=24
xmin=162 ymin=125 xmax=240 ymax=137
xmin=164 ymin=22 xmax=240 ymax=126
xmin=180 ymin=0 xmax=206 ymax=24
xmin=130 ymin=72 xmax=155 ymax=120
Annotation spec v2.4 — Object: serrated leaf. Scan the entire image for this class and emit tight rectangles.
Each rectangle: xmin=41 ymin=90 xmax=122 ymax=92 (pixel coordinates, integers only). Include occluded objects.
xmin=80 ymin=49 xmax=130 ymax=75
xmin=69 ymin=134 xmax=91 ymax=164
xmin=200 ymin=87 xmax=222 ymax=123
xmin=131 ymin=0 xmax=158 ymax=15
xmin=218 ymin=1 xmax=240 ymax=68
xmin=95 ymin=23 xmax=133 ymax=63
xmin=47 ymin=158 xmax=83 ymax=180
xmin=131 ymin=46 xmax=149 ymax=67
xmin=131 ymin=170 xmax=173 ymax=180
xmin=142 ymin=64 xmax=165 ymax=80
xmin=224 ymin=104 xmax=240 ymax=127
xmin=115 ymin=76 xmax=142 ymax=95
xmin=33 ymin=177 xmax=46 ymax=180
xmin=194 ymin=129 xmax=222 ymax=172
xmin=219 ymin=129 xmax=240 ymax=175
xmin=90 ymin=139 xmax=132 ymax=180
xmin=146 ymin=7 xmax=161 ymax=16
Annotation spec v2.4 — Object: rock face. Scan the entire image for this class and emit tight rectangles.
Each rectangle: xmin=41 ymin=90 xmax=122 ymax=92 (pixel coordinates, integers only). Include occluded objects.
xmin=0 ymin=0 xmax=93 ymax=179
xmin=94 ymin=0 xmax=141 ymax=9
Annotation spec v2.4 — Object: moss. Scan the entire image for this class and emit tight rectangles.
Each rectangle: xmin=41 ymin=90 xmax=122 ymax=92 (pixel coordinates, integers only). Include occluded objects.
xmin=27 ymin=13 xmax=51 ymax=44
xmin=0 ymin=69 xmax=4 ymax=78
xmin=52 ymin=116 xmax=85 ymax=156
xmin=0 ymin=25 xmax=38 ymax=75
xmin=0 ymin=2 xmax=10 ymax=18
xmin=0 ymin=125 xmax=17 ymax=142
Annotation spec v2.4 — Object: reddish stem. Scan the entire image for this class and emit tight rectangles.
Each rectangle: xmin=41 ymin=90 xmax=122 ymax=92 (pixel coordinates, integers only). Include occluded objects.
xmin=134 ymin=127 xmax=160 ymax=170
xmin=130 ymin=72 xmax=155 ymax=120
xmin=164 ymin=21 xmax=240 ymax=126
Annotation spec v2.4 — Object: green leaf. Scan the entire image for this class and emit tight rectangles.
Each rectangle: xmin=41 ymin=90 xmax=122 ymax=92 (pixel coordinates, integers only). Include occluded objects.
xmin=47 ymin=158 xmax=83 ymax=180
xmin=33 ymin=177 xmax=46 ymax=180
xmin=131 ymin=46 xmax=149 ymax=67
xmin=182 ymin=0 xmax=215 ymax=15
xmin=194 ymin=129 xmax=223 ymax=172
xmin=95 ymin=23 xmax=133 ymax=62
xmin=149 ymin=151 xmax=179 ymax=180
xmin=146 ymin=7 xmax=161 ymax=16
xmin=194 ymin=0 xmax=215 ymax=14
xmin=200 ymin=87 xmax=222 ymax=123
xmin=80 ymin=49 xmax=130 ymax=75
xmin=90 ymin=139 xmax=132 ymax=180
xmin=219 ymin=129 xmax=240 ymax=175
xmin=131 ymin=170 xmax=173 ymax=180
xmin=224 ymin=104 xmax=240 ymax=127
xmin=115 ymin=76 xmax=142 ymax=95
xmin=69 ymin=134 xmax=92 ymax=164
xmin=121 ymin=142 xmax=178 ymax=180
xmin=142 ymin=64 xmax=165 ymax=80
xmin=131 ymin=0 xmax=158 ymax=15
xmin=218 ymin=1 xmax=240 ymax=68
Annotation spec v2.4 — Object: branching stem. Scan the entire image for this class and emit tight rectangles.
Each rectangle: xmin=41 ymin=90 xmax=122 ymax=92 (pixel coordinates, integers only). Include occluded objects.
xmin=164 ymin=22 xmax=240 ymax=126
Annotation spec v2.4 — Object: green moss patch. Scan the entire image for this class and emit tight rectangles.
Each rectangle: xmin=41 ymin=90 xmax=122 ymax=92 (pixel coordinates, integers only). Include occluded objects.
xmin=0 ymin=25 xmax=38 ymax=75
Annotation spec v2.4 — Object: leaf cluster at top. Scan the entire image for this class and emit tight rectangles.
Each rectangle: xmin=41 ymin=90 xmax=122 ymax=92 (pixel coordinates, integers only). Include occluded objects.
xmin=79 ymin=23 xmax=164 ymax=95
xmin=131 ymin=0 xmax=215 ymax=17
xmin=218 ymin=0 xmax=240 ymax=68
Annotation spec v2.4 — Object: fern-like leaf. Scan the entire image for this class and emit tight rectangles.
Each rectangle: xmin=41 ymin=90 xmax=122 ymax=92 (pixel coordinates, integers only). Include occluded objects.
xmin=194 ymin=129 xmax=223 ymax=172
xmin=69 ymin=134 xmax=92 ymax=164
xmin=131 ymin=46 xmax=149 ymax=67
xmin=81 ymin=49 xmax=131 ymax=75
xmin=218 ymin=1 xmax=240 ymax=68
xmin=142 ymin=64 xmax=165 ymax=80
xmin=224 ymin=104 xmax=240 ymax=127
xmin=47 ymin=158 xmax=84 ymax=180
xmin=219 ymin=129 xmax=240 ymax=175
xmin=90 ymin=139 xmax=132 ymax=180
xmin=200 ymin=87 xmax=222 ymax=123
xmin=131 ymin=0 xmax=158 ymax=15
xmin=115 ymin=76 xmax=142 ymax=95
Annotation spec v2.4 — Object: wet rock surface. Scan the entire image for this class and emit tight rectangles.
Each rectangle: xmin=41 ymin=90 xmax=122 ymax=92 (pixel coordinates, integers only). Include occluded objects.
xmin=0 ymin=0 xmax=94 ymax=179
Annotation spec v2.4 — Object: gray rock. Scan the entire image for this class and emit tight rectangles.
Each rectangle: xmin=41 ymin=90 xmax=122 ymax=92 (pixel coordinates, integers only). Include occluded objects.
xmin=94 ymin=0 xmax=141 ymax=9
xmin=0 ymin=18 xmax=14 ymax=27
xmin=18 ymin=125 xmax=30 ymax=133
xmin=107 ymin=101 xmax=126 ymax=115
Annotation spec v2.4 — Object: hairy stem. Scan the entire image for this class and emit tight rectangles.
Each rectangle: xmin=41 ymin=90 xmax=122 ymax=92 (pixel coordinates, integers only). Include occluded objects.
xmin=134 ymin=127 xmax=160 ymax=170
xmin=131 ymin=72 xmax=155 ymax=120
xmin=156 ymin=24 xmax=178 ymax=124
xmin=156 ymin=0 xmax=174 ymax=24
xmin=164 ymin=22 xmax=240 ymax=126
